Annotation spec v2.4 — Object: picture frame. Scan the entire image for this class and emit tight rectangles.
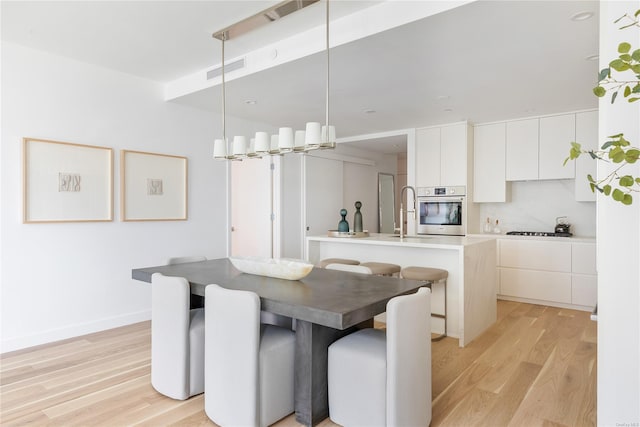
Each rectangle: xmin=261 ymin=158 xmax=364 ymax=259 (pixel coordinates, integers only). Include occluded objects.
xmin=121 ymin=150 xmax=188 ymax=221
xmin=23 ymin=137 xmax=114 ymax=223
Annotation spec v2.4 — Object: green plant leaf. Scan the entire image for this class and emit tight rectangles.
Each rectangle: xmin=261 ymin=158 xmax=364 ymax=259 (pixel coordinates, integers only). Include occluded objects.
xmin=625 ymin=149 xmax=640 ymax=163
xmin=635 ymin=9 xmax=640 ymax=18
xmin=609 ymin=146 xmax=626 ymax=163
xmin=587 ymin=174 xmax=595 ymax=183
xmin=619 ymin=136 xmax=630 ymax=146
xmin=610 ymin=59 xmax=630 ymax=71
xmin=619 ymin=42 xmax=631 ymax=53
xmin=593 ymin=86 xmax=606 ymax=97
xmin=611 ymin=91 xmax=619 ymax=104
xmin=632 ymin=64 xmax=640 ymax=74
xmin=629 ymin=97 xmax=640 ymax=102
xmin=588 ymin=151 xmax=599 ymax=160
xmin=608 ymin=133 xmax=624 ymax=138
xmin=603 ymin=185 xmax=612 ymax=196
xmin=633 ymin=49 xmax=640 ymax=61
xmin=598 ymin=68 xmax=611 ymax=82
xmin=622 ymin=194 xmax=633 ymax=205
xmin=589 ymin=182 xmax=596 ymax=193
xmin=636 ymin=177 xmax=640 ymax=184
xmin=625 ymin=85 xmax=632 ymax=97
xmin=632 ymin=83 xmax=640 ymax=93
xmin=620 ymin=175 xmax=635 ymax=186
xmin=612 ymin=188 xmax=625 ymax=201
xmin=620 ymin=53 xmax=632 ymax=61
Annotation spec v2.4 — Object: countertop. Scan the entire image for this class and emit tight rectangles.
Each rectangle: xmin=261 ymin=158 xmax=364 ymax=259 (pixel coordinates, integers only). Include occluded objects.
xmin=307 ymin=233 xmax=496 ymax=249
xmin=466 ymin=233 xmax=596 ymax=243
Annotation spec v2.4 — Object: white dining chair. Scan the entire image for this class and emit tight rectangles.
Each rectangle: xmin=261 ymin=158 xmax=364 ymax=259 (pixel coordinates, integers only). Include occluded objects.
xmin=204 ymin=284 xmax=295 ymax=427
xmin=150 ymin=273 xmax=205 ymax=400
xmin=328 ymin=287 xmax=432 ymax=426
xmin=167 ymin=255 xmax=207 ymax=265
xmin=325 ymin=263 xmax=373 ymax=274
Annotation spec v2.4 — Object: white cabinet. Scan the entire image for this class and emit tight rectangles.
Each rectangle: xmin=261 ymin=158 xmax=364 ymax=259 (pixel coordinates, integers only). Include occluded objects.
xmin=500 ymin=268 xmax=572 ymax=304
xmin=574 ymin=110 xmax=598 ymax=201
xmin=505 ymin=118 xmax=539 ymax=181
xmin=539 ymin=114 xmax=576 ymax=179
xmin=473 ymin=123 xmax=508 ymax=202
xmin=500 ymin=239 xmax=571 ymax=272
xmin=416 ymin=123 xmax=470 ymax=187
xmin=415 ymin=127 xmax=441 ymax=187
xmin=498 ymin=239 xmax=597 ymax=310
xmin=441 ymin=124 xmax=468 ymax=186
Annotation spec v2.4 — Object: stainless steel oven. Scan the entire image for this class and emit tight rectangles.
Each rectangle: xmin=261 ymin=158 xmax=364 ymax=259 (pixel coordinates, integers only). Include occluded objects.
xmin=416 ymin=186 xmax=466 ymax=236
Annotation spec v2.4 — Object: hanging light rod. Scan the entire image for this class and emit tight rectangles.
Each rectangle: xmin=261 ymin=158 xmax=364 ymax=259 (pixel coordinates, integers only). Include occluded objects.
xmin=212 ymin=0 xmax=335 ymax=161
xmin=213 ymin=0 xmax=320 ymax=41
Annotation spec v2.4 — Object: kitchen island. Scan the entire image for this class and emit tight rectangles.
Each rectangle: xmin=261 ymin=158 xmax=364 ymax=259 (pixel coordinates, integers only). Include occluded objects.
xmin=306 ymin=233 xmax=497 ymax=347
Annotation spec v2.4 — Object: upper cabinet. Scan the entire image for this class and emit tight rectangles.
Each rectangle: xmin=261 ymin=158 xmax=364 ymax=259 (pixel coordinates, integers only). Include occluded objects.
xmin=539 ymin=114 xmax=575 ymax=180
xmin=473 ymin=122 xmax=508 ymax=203
xmin=505 ymin=118 xmax=539 ymax=181
xmin=574 ymin=111 xmax=598 ymax=202
xmin=505 ymin=113 xmax=580 ymax=181
xmin=416 ymin=122 xmax=471 ymax=187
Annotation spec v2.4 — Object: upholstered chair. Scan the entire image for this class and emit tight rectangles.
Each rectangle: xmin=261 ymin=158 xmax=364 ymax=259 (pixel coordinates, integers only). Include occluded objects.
xmin=328 ymin=287 xmax=432 ymax=426
xmin=167 ymin=256 xmax=207 ymax=265
xmin=204 ymin=284 xmax=295 ymax=427
xmin=150 ymin=273 xmax=205 ymax=400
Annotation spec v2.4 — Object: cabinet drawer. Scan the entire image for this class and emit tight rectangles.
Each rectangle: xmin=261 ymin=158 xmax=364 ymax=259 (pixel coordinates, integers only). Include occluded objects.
xmin=499 ymin=239 xmax=571 ymax=272
xmin=572 ymin=243 xmax=597 ymax=275
xmin=572 ymin=274 xmax=597 ymax=307
xmin=500 ymin=268 xmax=571 ymax=303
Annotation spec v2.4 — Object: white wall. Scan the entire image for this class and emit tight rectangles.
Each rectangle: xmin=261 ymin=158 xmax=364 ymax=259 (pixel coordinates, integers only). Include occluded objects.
xmin=478 ymin=180 xmax=596 ymax=237
xmin=0 ymin=42 xmax=264 ymax=352
xmin=335 ymin=144 xmax=398 ymax=233
xmin=597 ymin=1 xmax=640 ymax=423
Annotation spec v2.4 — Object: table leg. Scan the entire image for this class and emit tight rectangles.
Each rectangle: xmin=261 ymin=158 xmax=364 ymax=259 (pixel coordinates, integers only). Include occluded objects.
xmin=294 ymin=319 xmax=373 ymax=426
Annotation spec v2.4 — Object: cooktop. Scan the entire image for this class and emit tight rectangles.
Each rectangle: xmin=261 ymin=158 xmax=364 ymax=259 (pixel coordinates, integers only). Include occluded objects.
xmin=506 ymin=231 xmax=573 ymax=237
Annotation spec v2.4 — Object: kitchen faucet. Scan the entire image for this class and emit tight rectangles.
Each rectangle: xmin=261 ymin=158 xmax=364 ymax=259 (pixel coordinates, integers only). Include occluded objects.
xmin=399 ymin=185 xmax=417 ymax=239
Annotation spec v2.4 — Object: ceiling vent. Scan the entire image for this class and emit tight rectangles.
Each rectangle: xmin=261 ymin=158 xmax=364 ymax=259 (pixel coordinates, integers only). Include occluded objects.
xmin=207 ymin=58 xmax=246 ymax=80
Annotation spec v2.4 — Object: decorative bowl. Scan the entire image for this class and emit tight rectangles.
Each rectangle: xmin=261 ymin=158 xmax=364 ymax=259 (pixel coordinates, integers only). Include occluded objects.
xmin=229 ymin=256 xmax=314 ymax=281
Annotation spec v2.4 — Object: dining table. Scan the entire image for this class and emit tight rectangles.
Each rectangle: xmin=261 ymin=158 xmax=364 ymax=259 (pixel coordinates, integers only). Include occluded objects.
xmin=131 ymin=258 xmax=423 ymax=426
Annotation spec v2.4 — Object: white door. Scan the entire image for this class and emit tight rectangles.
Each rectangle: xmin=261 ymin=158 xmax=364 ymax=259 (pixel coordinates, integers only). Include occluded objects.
xmin=231 ymin=156 xmax=272 ymax=257
xmin=304 ymin=155 xmax=343 ymax=250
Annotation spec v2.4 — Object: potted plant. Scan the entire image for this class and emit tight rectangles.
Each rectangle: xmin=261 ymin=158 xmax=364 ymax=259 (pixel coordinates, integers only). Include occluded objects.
xmin=565 ymin=9 xmax=640 ymax=205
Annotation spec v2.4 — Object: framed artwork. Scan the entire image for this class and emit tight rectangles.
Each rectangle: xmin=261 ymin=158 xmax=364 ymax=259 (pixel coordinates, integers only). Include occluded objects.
xmin=121 ymin=150 xmax=188 ymax=221
xmin=23 ymin=138 xmax=114 ymax=223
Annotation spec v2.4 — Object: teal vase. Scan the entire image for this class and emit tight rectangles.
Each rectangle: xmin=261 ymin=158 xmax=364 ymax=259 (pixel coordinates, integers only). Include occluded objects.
xmin=338 ymin=208 xmax=349 ymax=232
xmin=354 ymin=201 xmax=363 ymax=232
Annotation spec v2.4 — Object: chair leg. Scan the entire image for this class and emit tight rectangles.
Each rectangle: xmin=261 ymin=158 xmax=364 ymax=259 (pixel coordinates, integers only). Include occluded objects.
xmin=432 ymin=278 xmax=447 ymax=341
xmin=423 ymin=280 xmax=447 ymax=341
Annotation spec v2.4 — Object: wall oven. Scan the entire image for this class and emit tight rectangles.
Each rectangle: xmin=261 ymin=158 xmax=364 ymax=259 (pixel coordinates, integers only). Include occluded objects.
xmin=416 ymin=186 xmax=467 ymax=236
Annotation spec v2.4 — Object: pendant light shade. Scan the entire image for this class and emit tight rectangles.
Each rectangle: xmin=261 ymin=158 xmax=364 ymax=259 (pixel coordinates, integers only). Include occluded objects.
xmin=255 ymin=132 xmax=270 ymax=154
xmin=278 ymin=127 xmax=294 ymax=153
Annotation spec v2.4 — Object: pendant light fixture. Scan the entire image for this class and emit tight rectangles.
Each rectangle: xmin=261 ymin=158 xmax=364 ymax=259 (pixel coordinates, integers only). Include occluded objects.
xmin=212 ymin=0 xmax=335 ymax=160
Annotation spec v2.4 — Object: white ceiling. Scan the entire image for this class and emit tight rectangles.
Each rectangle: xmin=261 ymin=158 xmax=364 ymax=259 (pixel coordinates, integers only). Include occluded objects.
xmin=1 ymin=1 xmax=600 ymax=153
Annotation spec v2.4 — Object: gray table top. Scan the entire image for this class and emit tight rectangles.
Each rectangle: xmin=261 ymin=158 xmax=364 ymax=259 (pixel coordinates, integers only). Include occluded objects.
xmin=132 ymin=258 xmax=422 ymax=330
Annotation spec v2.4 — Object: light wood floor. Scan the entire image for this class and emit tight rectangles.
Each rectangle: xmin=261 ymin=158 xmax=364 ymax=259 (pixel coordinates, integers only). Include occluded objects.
xmin=0 ymin=300 xmax=596 ymax=426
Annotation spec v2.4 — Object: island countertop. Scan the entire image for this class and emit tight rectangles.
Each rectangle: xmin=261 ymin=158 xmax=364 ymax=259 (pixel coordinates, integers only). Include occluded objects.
xmin=306 ymin=233 xmax=497 ymax=347
xmin=307 ymin=233 xmax=496 ymax=249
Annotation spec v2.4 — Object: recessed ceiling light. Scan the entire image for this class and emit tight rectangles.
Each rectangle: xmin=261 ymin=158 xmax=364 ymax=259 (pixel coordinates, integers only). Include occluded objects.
xmin=585 ymin=54 xmax=599 ymax=61
xmin=364 ymin=109 xmax=376 ymax=114
xmin=244 ymin=100 xmax=257 ymax=105
xmin=444 ymin=108 xmax=454 ymax=112
xmin=571 ymin=11 xmax=594 ymax=21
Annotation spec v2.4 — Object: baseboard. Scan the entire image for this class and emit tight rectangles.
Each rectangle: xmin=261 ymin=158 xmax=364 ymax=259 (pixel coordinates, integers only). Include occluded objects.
xmin=497 ymin=295 xmax=594 ymax=312
xmin=1 ymin=310 xmax=151 ymax=354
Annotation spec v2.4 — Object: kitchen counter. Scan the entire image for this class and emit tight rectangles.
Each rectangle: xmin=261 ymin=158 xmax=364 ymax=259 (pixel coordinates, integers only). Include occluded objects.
xmin=467 ymin=233 xmax=596 ymax=243
xmin=306 ymin=233 xmax=497 ymax=347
